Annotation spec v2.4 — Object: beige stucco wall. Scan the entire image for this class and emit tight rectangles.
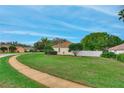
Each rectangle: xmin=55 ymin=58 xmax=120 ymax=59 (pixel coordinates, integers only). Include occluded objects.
xmin=109 ymin=50 xmax=124 ymax=54
xmin=53 ymin=48 xmax=73 ymax=55
xmin=16 ymin=47 xmax=25 ymax=53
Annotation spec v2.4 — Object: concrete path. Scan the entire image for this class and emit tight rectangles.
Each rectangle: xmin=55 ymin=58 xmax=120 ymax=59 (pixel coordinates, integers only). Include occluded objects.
xmin=8 ymin=55 xmax=90 ymax=88
xmin=0 ymin=54 xmax=16 ymax=58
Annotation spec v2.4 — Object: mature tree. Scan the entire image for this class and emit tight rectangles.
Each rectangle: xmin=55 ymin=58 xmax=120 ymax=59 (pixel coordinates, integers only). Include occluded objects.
xmin=34 ymin=37 xmax=52 ymax=51
xmin=41 ymin=37 xmax=50 ymax=47
xmin=0 ymin=47 xmax=8 ymax=52
xmin=118 ymin=9 xmax=124 ymax=22
xmin=108 ymin=35 xmax=122 ymax=48
xmin=11 ymin=41 xmax=18 ymax=46
xmin=9 ymin=45 xmax=16 ymax=52
xmin=0 ymin=41 xmax=30 ymax=47
xmin=52 ymin=38 xmax=68 ymax=45
xmin=69 ymin=43 xmax=83 ymax=56
xmin=44 ymin=45 xmax=54 ymax=52
xmin=34 ymin=41 xmax=44 ymax=51
xmin=44 ymin=45 xmax=54 ymax=54
xmin=81 ymin=32 xmax=122 ymax=50
xmin=81 ymin=32 xmax=109 ymax=50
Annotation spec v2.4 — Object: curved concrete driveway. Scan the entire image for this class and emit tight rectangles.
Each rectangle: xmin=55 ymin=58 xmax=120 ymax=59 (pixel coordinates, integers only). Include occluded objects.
xmin=8 ymin=55 xmax=90 ymax=88
xmin=0 ymin=54 xmax=16 ymax=58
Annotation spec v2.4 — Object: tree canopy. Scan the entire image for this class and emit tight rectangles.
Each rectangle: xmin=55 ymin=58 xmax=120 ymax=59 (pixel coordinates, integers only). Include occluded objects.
xmin=34 ymin=41 xmax=43 ymax=51
xmin=81 ymin=32 xmax=122 ymax=50
xmin=69 ymin=43 xmax=83 ymax=56
xmin=52 ymin=38 xmax=68 ymax=45
xmin=108 ymin=35 xmax=122 ymax=47
xmin=34 ymin=37 xmax=67 ymax=51
xmin=44 ymin=45 xmax=54 ymax=54
xmin=34 ymin=37 xmax=52 ymax=51
xmin=9 ymin=45 xmax=16 ymax=52
xmin=0 ymin=47 xmax=8 ymax=52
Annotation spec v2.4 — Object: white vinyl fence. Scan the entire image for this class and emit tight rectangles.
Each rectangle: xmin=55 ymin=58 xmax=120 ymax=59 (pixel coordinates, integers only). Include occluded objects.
xmin=77 ymin=51 xmax=103 ymax=57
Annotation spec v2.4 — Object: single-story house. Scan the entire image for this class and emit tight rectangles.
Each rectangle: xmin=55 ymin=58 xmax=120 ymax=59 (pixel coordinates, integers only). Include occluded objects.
xmin=52 ymin=41 xmax=102 ymax=57
xmin=0 ymin=44 xmax=10 ymax=52
xmin=24 ymin=47 xmax=34 ymax=52
xmin=0 ymin=44 xmax=27 ymax=53
xmin=53 ymin=41 xmax=73 ymax=55
xmin=108 ymin=43 xmax=124 ymax=54
xmin=16 ymin=46 xmax=26 ymax=53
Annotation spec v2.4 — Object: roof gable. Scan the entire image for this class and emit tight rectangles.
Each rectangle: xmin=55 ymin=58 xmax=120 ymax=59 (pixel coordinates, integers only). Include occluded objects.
xmin=109 ymin=43 xmax=124 ymax=50
xmin=53 ymin=41 xmax=72 ymax=48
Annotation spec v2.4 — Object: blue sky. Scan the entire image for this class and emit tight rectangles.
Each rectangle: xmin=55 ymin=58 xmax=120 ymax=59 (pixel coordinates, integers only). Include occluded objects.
xmin=0 ymin=5 xmax=124 ymax=45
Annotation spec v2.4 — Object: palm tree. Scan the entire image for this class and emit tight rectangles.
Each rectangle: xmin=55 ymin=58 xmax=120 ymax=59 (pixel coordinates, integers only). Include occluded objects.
xmin=118 ymin=9 xmax=124 ymax=22
xmin=9 ymin=45 xmax=16 ymax=52
xmin=41 ymin=37 xmax=49 ymax=47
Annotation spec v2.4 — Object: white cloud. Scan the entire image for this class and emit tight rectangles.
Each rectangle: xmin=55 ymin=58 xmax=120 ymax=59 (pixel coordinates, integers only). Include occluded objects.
xmin=1 ymin=30 xmax=76 ymax=39
xmin=53 ymin=19 xmax=94 ymax=32
xmin=82 ymin=6 xmax=117 ymax=16
xmin=54 ymin=19 xmax=111 ymax=33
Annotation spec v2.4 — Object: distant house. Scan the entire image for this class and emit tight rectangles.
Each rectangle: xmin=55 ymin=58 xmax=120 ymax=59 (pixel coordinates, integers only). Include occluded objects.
xmin=108 ymin=43 xmax=124 ymax=54
xmin=0 ymin=44 xmax=10 ymax=52
xmin=16 ymin=46 xmax=26 ymax=53
xmin=24 ymin=47 xmax=34 ymax=52
xmin=53 ymin=41 xmax=73 ymax=55
xmin=0 ymin=44 xmax=32 ymax=53
xmin=52 ymin=41 xmax=104 ymax=57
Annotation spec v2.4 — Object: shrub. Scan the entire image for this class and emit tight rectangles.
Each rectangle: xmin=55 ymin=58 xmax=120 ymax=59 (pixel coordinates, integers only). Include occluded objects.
xmin=117 ymin=54 xmax=124 ymax=62
xmin=29 ymin=49 xmax=36 ymax=52
xmin=45 ymin=51 xmax=57 ymax=55
xmin=44 ymin=46 xmax=53 ymax=52
xmin=101 ymin=51 xmax=116 ymax=58
xmin=44 ymin=45 xmax=57 ymax=55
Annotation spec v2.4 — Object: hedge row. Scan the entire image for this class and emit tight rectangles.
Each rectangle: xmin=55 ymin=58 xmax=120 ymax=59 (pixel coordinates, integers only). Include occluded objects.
xmin=116 ymin=54 xmax=124 ymax=62
xmin=101 ymin=51 xmax=124 ymax=62
xmin=101 ymin=51 xmax=116 ymax=58
xmin=45 ymin=51 xmax=57 ymax=55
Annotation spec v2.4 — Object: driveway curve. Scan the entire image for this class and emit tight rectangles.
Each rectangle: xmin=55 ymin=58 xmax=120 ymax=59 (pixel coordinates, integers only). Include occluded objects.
xmin=8 ymin=55 xmax=90 ymax=88
xmin=0 ymin=54 xmax=16 ymax=58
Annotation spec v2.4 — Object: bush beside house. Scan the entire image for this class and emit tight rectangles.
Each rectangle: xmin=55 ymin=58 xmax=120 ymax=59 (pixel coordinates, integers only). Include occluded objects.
xmin=45 ymin=51 xmax=57 ymax=55
xmin=101 ymin=51 xmax=124 ymax=63
xmin=117 ymin=54 xmax=124 ymax=62
xmin=101 ymin=51 xmax=116 ymax=58
xmin=44 ymin=46 xmax=57 ymax=55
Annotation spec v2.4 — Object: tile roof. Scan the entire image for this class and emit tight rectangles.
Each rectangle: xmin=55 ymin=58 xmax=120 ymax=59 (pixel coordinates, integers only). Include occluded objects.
xmin=108 ymin=43 xmax=124 ymax=51
xmin=53 ymin=41 xmax=72 ymax=48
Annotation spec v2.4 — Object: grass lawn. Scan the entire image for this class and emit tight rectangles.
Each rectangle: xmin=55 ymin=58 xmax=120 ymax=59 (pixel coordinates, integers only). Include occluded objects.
xmin=0 ymin=56 xmax=46 ymax=88
xmin=17 ymin=53 xmax=124 ymax=88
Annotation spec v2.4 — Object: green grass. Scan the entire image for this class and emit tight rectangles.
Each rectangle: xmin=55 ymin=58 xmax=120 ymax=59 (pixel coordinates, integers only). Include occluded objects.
xmin=17 ymin=53 xmax=124 ymax=88
xmin=0 ymin=56 xmax=46 ymax=88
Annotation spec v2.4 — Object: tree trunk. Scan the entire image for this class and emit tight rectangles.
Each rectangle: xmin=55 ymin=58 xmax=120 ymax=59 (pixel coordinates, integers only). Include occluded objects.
xmin=73 ymin=51 xmax=78 ymax=56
